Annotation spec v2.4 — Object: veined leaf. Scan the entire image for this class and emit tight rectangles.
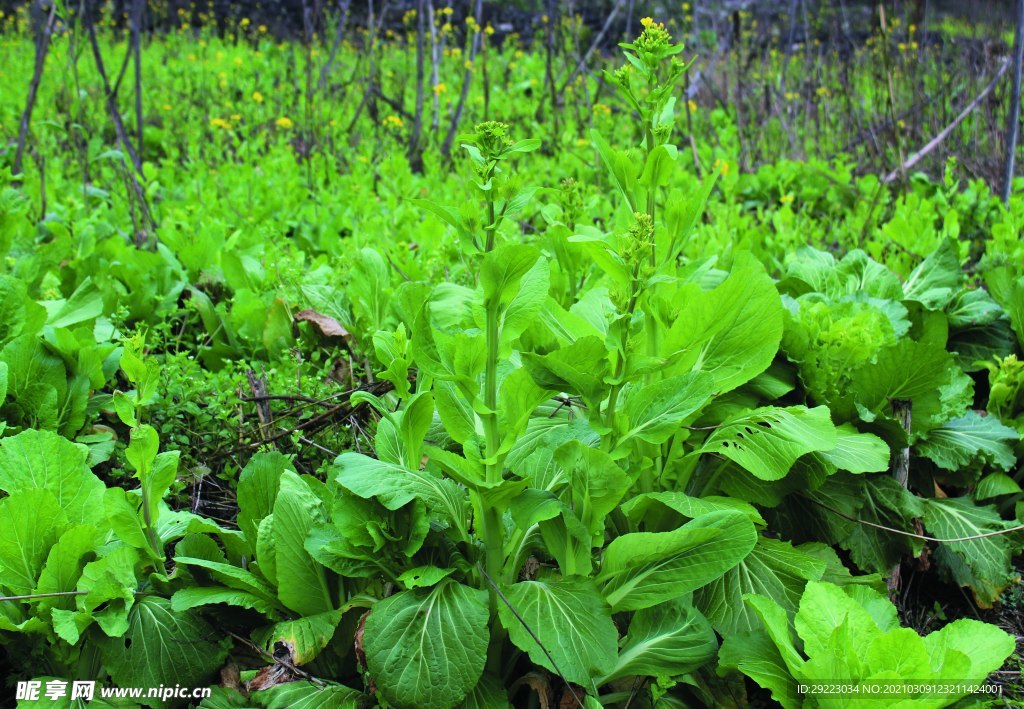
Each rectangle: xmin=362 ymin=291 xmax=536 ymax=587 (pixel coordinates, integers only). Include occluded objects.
xmin=696 ymin=406 xmax=837 ymax=481
xmin=0 ymin=429 xmax=105 ymax=526
xmin=252 ymin=609 xmax=344 ymax=665
xmin=98 ymin=597 xmax=229 ymax=702
xmin=0 ymin=489 xmax=68 ymax=595
xmin=332 ymin=452 xmax=468 ymax=530
xmin=818 ymin=424 xmax=890 ymax=473
xmin=170 ymin=587 xmax=283 ymax=618
xmin=616 ymin=371 xmax=714 ymax=447
xmin=600 ymin=598 xmax=716 ymax=683
xmin=253 ymin=682 xmax=364 ymax=709
xmin=236 ymin=452 xmax=292 ymax=549
xmin=663 ymin=252 xmax=783 ymax=393
xmin=273 ymin=472 xmax=333 ymax=617
xmin=171 ymin=557 xmax=280 ymax=607
xmin=597 ymin=511 xmax=757 ymax=612
xmin=921 ymin=496 xmax=1023 ymax=606
xmin=498 ymin=577 xmax=617 ymax=687
xmin=364 ymin=580 xmax=488 ymax=709
xmin=695 ymin=536 xmax=826 ymax=635
xmin=916 ymin=410 xmax=1018 ymax=473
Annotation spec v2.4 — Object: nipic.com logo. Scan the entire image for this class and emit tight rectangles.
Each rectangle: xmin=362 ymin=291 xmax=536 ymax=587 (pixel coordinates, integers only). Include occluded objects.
xmin=16 ymin=680 xmax=213 ymax=703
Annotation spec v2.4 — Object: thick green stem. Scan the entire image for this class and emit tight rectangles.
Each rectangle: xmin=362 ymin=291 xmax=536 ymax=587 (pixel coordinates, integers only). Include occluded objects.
xmin=481 ymin=189 xmax=506 ymax=674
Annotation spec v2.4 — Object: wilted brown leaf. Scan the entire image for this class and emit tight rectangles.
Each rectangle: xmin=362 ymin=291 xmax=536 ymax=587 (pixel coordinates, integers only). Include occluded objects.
xmin=294 ymin=309 xmax=352 ymax=341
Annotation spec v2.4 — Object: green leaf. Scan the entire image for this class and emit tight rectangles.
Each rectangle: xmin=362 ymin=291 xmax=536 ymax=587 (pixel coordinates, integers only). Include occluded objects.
xmin=783 ymin=247 xmax=902 ymax=301
xmin=0 ymin=429 xmax=105 ymax=526
xmin=98 ymin=597 xmax=229 ymax=702
xmin=663 ymin=252 xmax=783 ymax=393
xmin=622 ymin=491 xmax=765 ymax=528
xmin=600 ymin=598 xmax=716 ymax=683
xmin=237 ymin=452 xmax=291 ymax=550
xmin=498 ymin=577 xmax=617 ymax=687
xmin=696 ymin=406 xmax=838 ymax=481
xmin=818 ymin=424 xmax=890 ymax=473
xmin=333 ymin=453 xmax=467 ymax=529
xmin=252 ymin=682 xmax=364 ymax=709
xmin=597 ymin=511 xmax=757 ymax=612
xmin=44 ymin=277 xmax=104 ymax=328
xmin=480 ymin=245 xmax=541 ymax=308
xmin=921 ymin=496 xmax=1022 ymax=606
xmin=796 ymin=473 xmax=924 ymax=572
xmin=458 ymin=673 xmax=510 ymax=709
xmin=397 ymin=565 xmax=455 ymax=589
xmin=639 ymin=144 xmax=678 ymax=188
xmin=170 ymin=587 xmax=282 ymax=617
xmin=916 ymin=411 xmax=1018 ymax=473
xmin=273 ymin=471 xmax=333 ymax=616
xmin=903 ymin=238 xmax=961 ymax=309
xmin=718 ymin=629 xmax=800 ymax=709
xmin=252 ymin=609 xmax=344 ymax=665
xmin=975 ymin=473 xmax=1022 ymax=500
xmin=985 ymin=267 xmax=1024 ymax=348
xmin=617 ymin=372 xmax=714 ymax=447
xmin=555 ymin=442 xmax=631 ymax=539
xmin=168 ymin=557 xmax=280 ymax=607
xmin=0 ymin=489 xmax=68 ymax=595
xmin=850 ymin=337 xmax=973 ymax=435
xmin=55 ymin=546 xmax=140 ymax=642
xmin=364 ymin=581 xmax=488 ymax=709
xmin=33 ymin=524 xmax=100 ymax=616
xmin=695 ymin=536 xmax=826 ymax=635
xmin=922 ymin=618 xmax=1016 ymax=682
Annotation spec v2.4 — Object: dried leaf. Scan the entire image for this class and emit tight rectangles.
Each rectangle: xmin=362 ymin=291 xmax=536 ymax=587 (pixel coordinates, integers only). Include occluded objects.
xmin=294 ymin=309 xmax=351 ymax=341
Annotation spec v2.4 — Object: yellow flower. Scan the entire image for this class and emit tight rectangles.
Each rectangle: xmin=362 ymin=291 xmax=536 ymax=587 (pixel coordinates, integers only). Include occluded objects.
xmin=713 ymin=158 xmax=730 ymax=177
xmin=484 ymin=24 xmax=495 ymax=36
xmin=432 ymin=83 xmax=447 ymax=95
xmin=162 ymin=104 xmax=172 ymax=111
xmin=258 ymin=24 xmax=267 ymax=33
xmin=442 ymin=6 xmax=453 ymax=15
xmin=276 ymin=116 xmax=294 ymax=129
xmin=230 ymin=113 xmax=241 ymax=121
xmin=209 ymin=117 xmax=232 ymax=130
xmin=687 ymin=99 xmax=697 ymax=113
xmin=252 ymin=91 xmax=264 ymax=103
xmin=382 ymin=115 xmax=404 ymax=129
xmin=240 ymin=17 xmax=250 ymax=28
xmin=641 ymin=17 xmax=654 ymax=28
xmin=780 ymin=194 xmax=794 ymax=204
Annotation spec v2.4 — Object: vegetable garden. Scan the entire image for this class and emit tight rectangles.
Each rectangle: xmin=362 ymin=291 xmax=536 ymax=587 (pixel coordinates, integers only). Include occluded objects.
xmin=2 ymin=0 xmax=1024 ymax=706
